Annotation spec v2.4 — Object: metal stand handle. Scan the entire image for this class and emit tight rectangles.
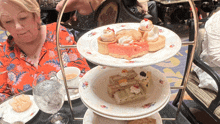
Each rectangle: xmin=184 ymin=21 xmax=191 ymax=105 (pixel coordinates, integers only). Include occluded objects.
xmin=55 ymin=0 xmax=198 ymax=121
xmin=176 ymin=0 xmax=198 ymax=118
xmin=55 ymin=0 xmax=75 ymax=119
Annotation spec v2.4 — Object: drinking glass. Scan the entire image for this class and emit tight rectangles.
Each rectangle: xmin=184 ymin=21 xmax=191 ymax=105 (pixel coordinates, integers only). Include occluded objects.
xmin=32 ymin=74 xmax=69 ymax=124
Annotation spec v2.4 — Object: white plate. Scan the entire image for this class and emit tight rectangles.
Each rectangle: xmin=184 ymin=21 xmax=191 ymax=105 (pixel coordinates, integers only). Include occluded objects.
xmin=64 ymin=89 xmax=80 ymax=101
xmin=77 ymin=23 xmax=181 ymax=68
xmin=81 ymin=93 xmax=169 ymax=121
xmin=79 ymin=66 xmax=170 ymax=118
xmin=0 ymin=95 xmax=39 ymax=123
xmin=83 ymin=109 xmax=162 ymax=124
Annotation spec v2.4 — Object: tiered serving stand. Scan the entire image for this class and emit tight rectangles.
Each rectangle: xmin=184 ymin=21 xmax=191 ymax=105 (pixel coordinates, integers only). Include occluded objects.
xmin=55 ymin=0 xmax=198 ymax=123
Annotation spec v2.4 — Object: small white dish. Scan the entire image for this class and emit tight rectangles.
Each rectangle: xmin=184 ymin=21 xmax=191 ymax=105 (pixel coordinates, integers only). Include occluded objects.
xmin=83 ymin=108 xmax=163 ymax=124
xmin=79 ymin=66 xmax=170 ymax=118
xmin=0 ymin=95 xmax=39 ymax=123
xmin=64 ymin=89 xmax=80 ymax=101
xmin=57 ymin=67 xmax=81 ymax=89
xmin=77 ymin=23 xmax=181 ymax=68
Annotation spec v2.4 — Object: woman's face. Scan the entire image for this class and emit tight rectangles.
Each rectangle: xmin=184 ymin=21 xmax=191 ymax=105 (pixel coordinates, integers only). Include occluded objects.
xmin=0 ymin=2 xmax=39 ymax=44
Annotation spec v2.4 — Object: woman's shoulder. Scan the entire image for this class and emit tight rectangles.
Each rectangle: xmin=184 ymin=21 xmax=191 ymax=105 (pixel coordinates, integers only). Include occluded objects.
xmin=46 ymin=22 xmax=70 ymax=32
xmin=45 ymin=23 xmax=75 ymax=45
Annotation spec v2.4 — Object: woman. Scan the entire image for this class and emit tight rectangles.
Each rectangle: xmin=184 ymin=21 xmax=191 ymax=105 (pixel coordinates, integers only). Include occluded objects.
xmin=56 ymin=0 xmax=104 ymax=15
xmin=0 ymin=0 xmax=90 ymax=102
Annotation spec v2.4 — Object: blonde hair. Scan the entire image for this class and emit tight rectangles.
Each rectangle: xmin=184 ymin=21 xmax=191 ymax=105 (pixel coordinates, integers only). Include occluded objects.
xmin=0 ymin=0 xmax=41 ymax=30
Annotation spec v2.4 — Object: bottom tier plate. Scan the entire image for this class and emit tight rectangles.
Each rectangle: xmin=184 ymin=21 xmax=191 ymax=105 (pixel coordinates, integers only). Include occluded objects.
xmin=79 ymin=66 xmax=170 ymax=118
xmin=81 ymin=92 xmax=170 ymax=120
xmin=83 ymin=109 xmax=162 ymax=124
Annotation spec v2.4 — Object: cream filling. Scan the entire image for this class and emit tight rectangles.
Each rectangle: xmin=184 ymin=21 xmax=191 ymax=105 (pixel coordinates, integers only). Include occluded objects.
xmin=118 ymin=36 xmax=134 ymax=46
xmin=101 ymin=29 xmax=115 ymax=42
xmin=140 ymin=20 xmax=153 ymax=31
xmin=130 ymin=86 xmax=141 ymax=94
xmin=147 ymin=26 xmax=159 ymax=41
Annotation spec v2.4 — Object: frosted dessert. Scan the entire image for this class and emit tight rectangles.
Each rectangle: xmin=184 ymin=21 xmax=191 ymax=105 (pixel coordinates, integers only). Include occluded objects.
xmin=139 ymin=18 xmax=166 ymax=52
xmin=107 ymin=29 xmax=149 ymax=60
xmin=97 ymin=27 xmax=117 ymax=55
xmin=138 ymin=18 xmax=154 ymax=35
xmin=97 ymin=20 xmax=166 ymax=59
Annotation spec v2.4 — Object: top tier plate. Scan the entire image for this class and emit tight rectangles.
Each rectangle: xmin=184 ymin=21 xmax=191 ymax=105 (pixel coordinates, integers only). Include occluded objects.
xmin=77 ymin=23 xmax=181 ymax=68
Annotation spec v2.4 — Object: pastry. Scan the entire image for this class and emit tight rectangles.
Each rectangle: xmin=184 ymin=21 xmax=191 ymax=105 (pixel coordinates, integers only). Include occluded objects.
xmin=9 ymin=94 xmax=32 ymax=113
xmin=128 ymin=117 xmax=156 ymax=124
xmin=108 ymin=29 xmax=149 ymax=60
xmin=138 ymin=18 xmax=154 ymax=35
xmin=116 ymin=29 xmax=142 ymax=42
xmin=138 ymin=19 xmax=165 ymax=52
xmin=142 ymin=26 xmax=166 ymax=52
xmin=97 ymin=27 xmax=117 ymax=55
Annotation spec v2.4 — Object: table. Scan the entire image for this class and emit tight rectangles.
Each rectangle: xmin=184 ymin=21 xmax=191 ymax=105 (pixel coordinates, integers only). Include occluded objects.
xmin=17 ymin=90 xmax=190 ymax=124
xmin=155 ymin=0 xmax=200 ymax=5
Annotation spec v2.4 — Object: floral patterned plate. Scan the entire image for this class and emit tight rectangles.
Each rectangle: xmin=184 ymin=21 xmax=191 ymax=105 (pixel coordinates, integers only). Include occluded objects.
xmin=83 ymin=109 xmax=162 ymax=124
xmin=77 ymin=23 xmax=181 ymax=68
xmin=0 ymin=95 xmax=39 ymax=123
xmin=81 ymin=93 xmax=169 ymax=121
xmin=79 ymin=66 xmax=170 ymax=118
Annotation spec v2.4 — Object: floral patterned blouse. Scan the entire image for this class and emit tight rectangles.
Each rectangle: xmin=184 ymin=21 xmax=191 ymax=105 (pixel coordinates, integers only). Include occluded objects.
xmin=0 ymin=23 xmax=90 ymax=102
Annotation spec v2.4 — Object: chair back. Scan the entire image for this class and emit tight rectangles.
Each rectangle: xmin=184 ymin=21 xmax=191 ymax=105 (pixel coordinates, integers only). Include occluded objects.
xmin=95 ymin=0 xmax=120 ymax=27
xmin=196 ymin=28 xmax=206 ymax=56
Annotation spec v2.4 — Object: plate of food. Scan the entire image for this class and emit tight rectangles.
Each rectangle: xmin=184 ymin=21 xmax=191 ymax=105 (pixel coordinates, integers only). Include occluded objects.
xmin=0 ymin=95 xmax=39 ymax=123
xmin=79 ymin=66 xmax=170 ymax=118
xmin=77 ymin=19 xmax=181 ymax=68
xmin=83 ymin=109 xmax=162 ymax=124
xmin=81 ymin=93 xmax=169 ymax=120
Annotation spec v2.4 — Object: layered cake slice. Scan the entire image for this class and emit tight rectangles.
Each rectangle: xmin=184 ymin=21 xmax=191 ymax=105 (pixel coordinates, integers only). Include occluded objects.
xmin=108 ymin=70 xmax=138 ymax=97
xmin=114 ymin=84 xmax=146 ymax=104
xmin=108 ymin=69 xmax=152 ymax=104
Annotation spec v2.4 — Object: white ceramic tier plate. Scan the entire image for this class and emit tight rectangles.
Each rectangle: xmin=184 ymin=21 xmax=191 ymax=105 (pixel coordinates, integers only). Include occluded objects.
xmin=0 ymin=95 xmax=39 ymax=123
xmin=64 ymin=89 xmax=80 ymax=101
xmin=77 ymin=23 xmax=181 ymax=68
xmin=83 ymin=109 xmax=162 ymax=124
xmin=79 ymin=66 xmax=170 ymax=118
xmin=81 ymin=93 xmax=170 ymax=120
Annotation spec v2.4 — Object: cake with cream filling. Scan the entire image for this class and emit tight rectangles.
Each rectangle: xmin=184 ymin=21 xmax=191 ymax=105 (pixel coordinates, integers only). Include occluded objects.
xmin=138 ymin=18 xmax=154 ymax=35
xmin=139 ymin=18 xmax=166 ymax=52
xmin=97 ymin=20 xmax=166 ymax=59
xmin=97 ymin=27 xmax=117 ymax=55
xmin=106 ymin=29 xmax=149 ymax=60
xmin=108 ymin=69 xmax=152 ymax=104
